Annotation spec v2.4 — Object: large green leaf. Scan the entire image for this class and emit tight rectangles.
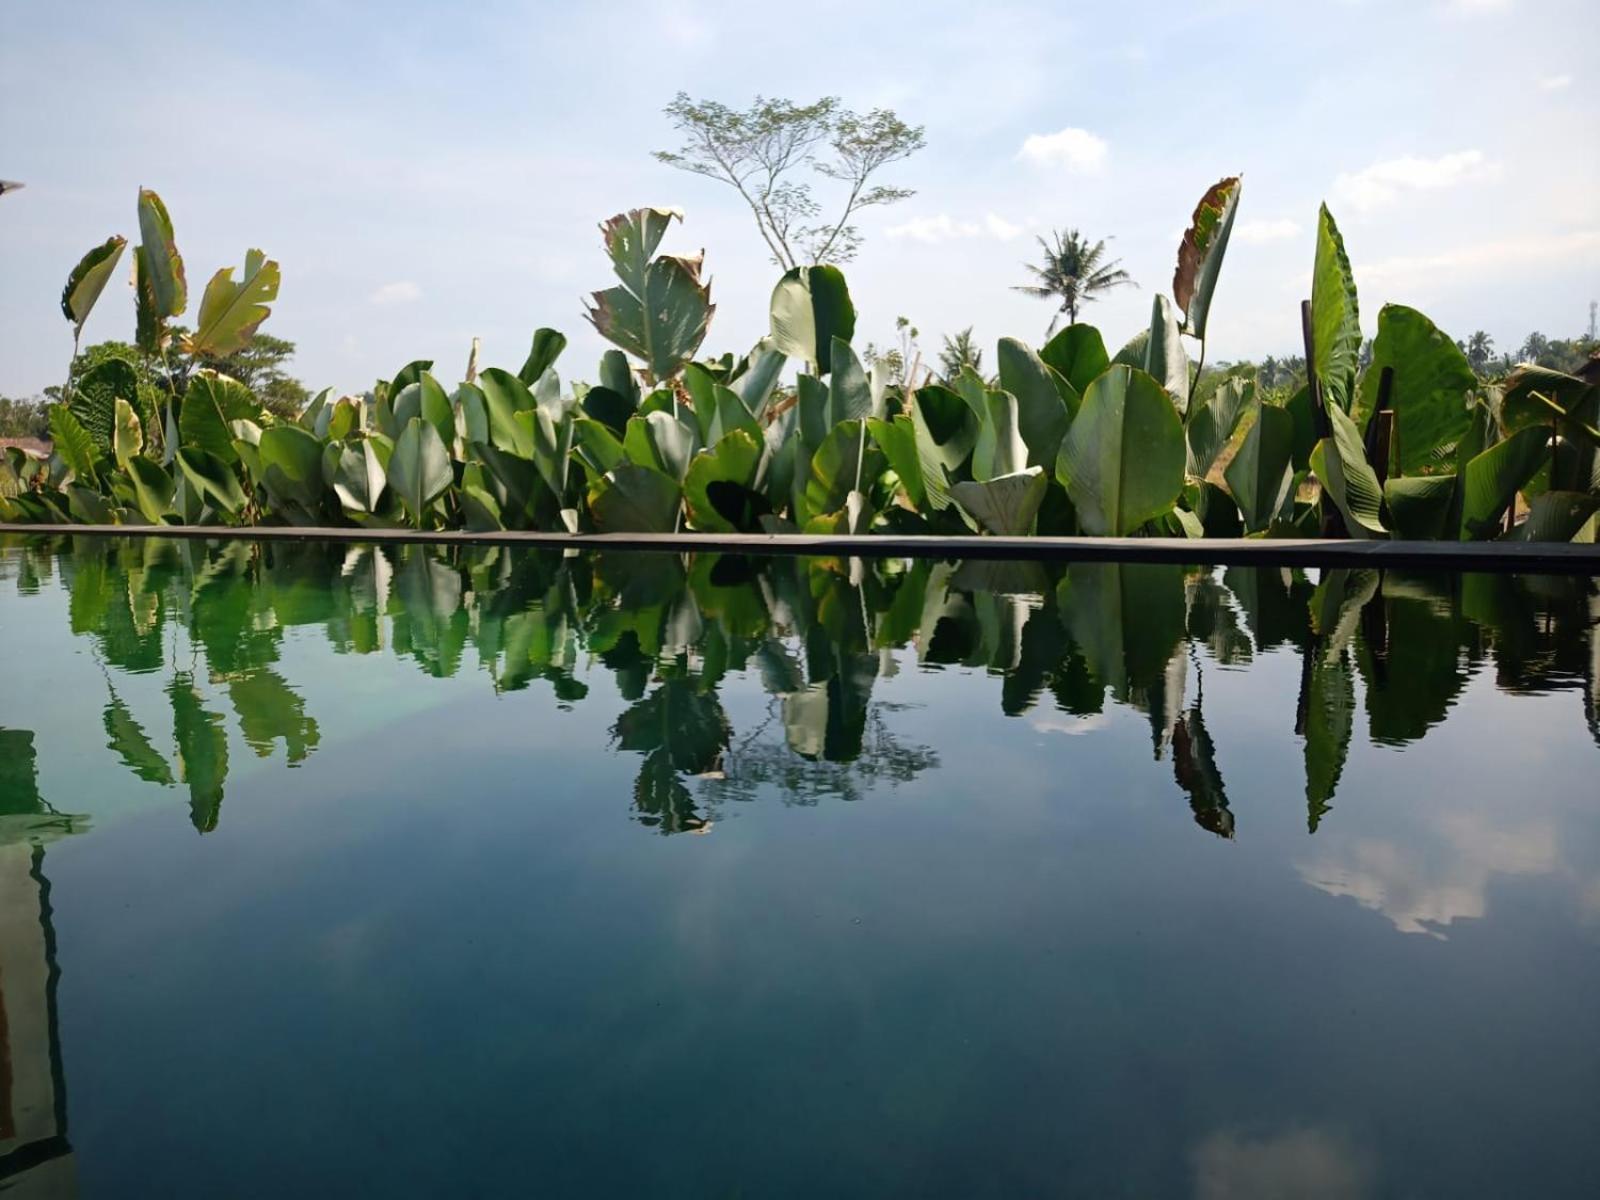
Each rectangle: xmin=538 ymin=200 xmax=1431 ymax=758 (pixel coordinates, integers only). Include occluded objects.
xmin=326 ymin=439 xmax=387 ymax=514
xmin=586 ymin=247 xmax=712 ymax=382
xmin=1224 ymin=403 xmax=1295 ymax=533
xmin=1172 ymin=176 xmax=1241 ymax=341
xmin=1356 ymin=305 xmax=1475 ymax=473
xmin=623 ymin=410 xmax=699 ymax=481
xmin=1383 ymin=474 xmax=1456 ymax=540
xmin=768 ymin=265 xmax=855 ymax=374
xmin=803 ymin=419 xmax=884 ymax=523
xmin=910 ymin=384 xmax=977 ymax=512
xmin=1459 ymin=424 xmax=1549 ymax=539
xmin=257 ymin=425 xmax=326 ymax=512
xmin=61 ymin=235 xmax=127 ymax=329
xmin=477 ymin=367 xmax=537 ymax=457
xmin=828 ymin=338 xmax=874 ymax=425
xmin=389 ymin=417 xmax=453 ymax=527
xmin=184 ymin=249 xmax=280 ymax=358
xmin=868 ymin=414 xmax=924 ymax=510
xmin=71 ymin=356 xmax=137 ymax=448
xmin=125 ymin=456 xmax=175 ymax=523
xmin=169 ymin=674 xmax=226 ymax=833
xmin=179 ymin=377 xmax=237 ymax=463
xmin=1055 ymin=365 xmax=1185 ymax=536
xmin=588 ymin=463 xmax=682 ymax=532
xmin=103 ymin=693 xmax=174 ymax=785
xmin=1303 ymin=648 xmax=1355 ymax=830
xmin=1187 ymin=377 xmax=1254 ymax=479
xmin=1508 ymin=491 xmax=1600 ymax=542
xmin=49 ymin=403 xmax=98 ymax=481
xmin=951 ymin=468 xmax=1049 ymax=536
xmin=1144 ymin=295 xmax=1190 ymax=414
xmin=1311 ymin=402 xmax=1387 ymax=537
xmin=1040 ymin=324 xmax=1110 ymax=396
xmin=973 ymin=389 xmax=1027 ymax=481
xmin=684 ymin=428 xmax=769 ymax=533
xmin=598 ymin=207 xmax=682 ymax=295
xmin=1311 ymin=203 xmax=1360 ymax=414
xmin=997 ymin=338 xmax=1071 ymax=468
xmin=136 ymin=187 xmax=186 ymax=318
xmin=392 ymin=373 xmax=455 ymax=446
xmin=176 ymin=446 xmax=246 ymax=516
xmin=518 ymin=328 xmax=568 ymax=387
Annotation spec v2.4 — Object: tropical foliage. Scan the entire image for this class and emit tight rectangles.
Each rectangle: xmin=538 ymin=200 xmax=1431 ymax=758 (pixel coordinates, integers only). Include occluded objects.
xmin=4 ymin=535 xmax=1594 ymax=840
xmin=5 ymin=181 xmax=1598 ymax=543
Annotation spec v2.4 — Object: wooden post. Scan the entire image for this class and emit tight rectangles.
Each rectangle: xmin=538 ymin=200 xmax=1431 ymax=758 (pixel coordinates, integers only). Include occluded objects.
xmin=1301 ymin=300 xmax=1345 ymax=537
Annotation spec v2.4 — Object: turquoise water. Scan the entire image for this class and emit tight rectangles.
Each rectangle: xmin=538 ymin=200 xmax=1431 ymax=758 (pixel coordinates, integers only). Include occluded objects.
xmin=1 ymin=535 xmax=1597 ymax=1197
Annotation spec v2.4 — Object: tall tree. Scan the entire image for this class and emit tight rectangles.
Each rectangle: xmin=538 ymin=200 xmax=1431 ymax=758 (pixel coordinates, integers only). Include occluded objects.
xmin=1014 ymin=229 xmax=1134 ymax=335
xmin=1460 ymin=330 xmax=1494 ymax=373
xmin=654 ymin=93 xmax=925 ymax=268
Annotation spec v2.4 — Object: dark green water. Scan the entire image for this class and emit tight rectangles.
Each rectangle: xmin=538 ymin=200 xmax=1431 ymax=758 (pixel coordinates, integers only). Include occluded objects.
xmin=0 ymin=535 xmax=1596 ymax=1198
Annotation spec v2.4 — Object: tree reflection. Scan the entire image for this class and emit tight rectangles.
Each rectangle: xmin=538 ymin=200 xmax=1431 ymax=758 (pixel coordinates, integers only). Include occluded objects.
xmin=2 ymin=533 xmax=1596 ymax=841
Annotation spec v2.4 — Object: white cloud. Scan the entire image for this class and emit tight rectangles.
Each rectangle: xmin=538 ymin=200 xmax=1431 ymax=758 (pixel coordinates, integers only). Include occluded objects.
xmin=1235 ymin=218 xmax=1302 ymax=245
xmin=1539 ymin=73 xmax=1572 ymax=91
xmin=369 ymin=280 xmax=422 ymax=305
xmin=1360 ymin=229 xmax=1600 ymax=289
xmin=887 ymin=212 xmax=1025 ymax=244
xmin=1018 ymin=127 xmax=1108 ymax=173
xmin=1332 ymin=149 xmax=1499 ymax=212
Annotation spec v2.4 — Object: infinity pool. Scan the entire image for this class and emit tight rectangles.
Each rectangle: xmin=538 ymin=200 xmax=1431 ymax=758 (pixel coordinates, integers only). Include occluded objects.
xmin=1 ymin=535 xmax=1596 ymax=1197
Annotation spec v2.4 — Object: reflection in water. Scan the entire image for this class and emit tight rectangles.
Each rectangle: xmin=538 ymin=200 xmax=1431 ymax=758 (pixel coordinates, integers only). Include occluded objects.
xmin=2 ymin=536 xmax=1596 ymax=841
xmin=0 ymin=536 xmax=1597 ymax=1196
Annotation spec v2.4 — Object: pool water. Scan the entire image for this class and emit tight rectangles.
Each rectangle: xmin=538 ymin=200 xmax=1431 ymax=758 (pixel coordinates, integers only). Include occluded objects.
xmin=1 ymin=535 xmax=1596 ymax=1197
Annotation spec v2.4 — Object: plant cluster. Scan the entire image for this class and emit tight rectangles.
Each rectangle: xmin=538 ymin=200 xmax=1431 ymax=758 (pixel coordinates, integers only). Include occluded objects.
xmin=4 ymin=181 xmax=1597 ymax=542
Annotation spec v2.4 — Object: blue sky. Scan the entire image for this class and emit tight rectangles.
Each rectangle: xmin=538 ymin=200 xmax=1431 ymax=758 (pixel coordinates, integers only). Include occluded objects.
xmin=1 ymin=0 xmax=1594 ymax=397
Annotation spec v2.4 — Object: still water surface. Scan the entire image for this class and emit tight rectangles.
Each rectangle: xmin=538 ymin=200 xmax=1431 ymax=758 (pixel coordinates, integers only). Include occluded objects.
xmin=0 ymin=535 xmax=1596 ymax=1197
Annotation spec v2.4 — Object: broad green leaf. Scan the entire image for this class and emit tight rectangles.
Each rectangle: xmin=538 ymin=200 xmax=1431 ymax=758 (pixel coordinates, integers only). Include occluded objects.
xmin=803 ymin=489 xmax=873 ymax=535
xmin=768 ymin=265 xmax=855 ymax=374
xmin=804 ymin=419 xmax=884 ymax=522
xmin=599 ymin=348 xmax=640 ymax=406
xmin=136 ymin=187 xmax=186 ymax=318
xmin=1187 ymin=377 xmax=1254 ymax=479
xmin=997 ymin=338 xmax=1071 ymax=468
xmin=257 ymin=425 xmax=326 ymax=512
xmin=113 ymin=396 xmax=143 ymax=470
xmin=103 ymin=693 xmax=174 ymax=785
xmin=585 ymin=254 xmax=712 ymax=382
xmin=684 ymin=428 xmax=768 ymax=533
xmin=176 ymin=446 xmax=246 ymax=515
xmin=1304 ymin=649 xmax=1355 ymax=830
xmin=1040 ymin=324 xmax=1110 ymax=396
xmin=910 ymin=384 xmax=977 ymax=512
xmin=71 ymin=356 xmax=137 ymax=448
xmin=1383 ymin=474 xmax=1456 ymax=540
xmin=1055 ymin=365 xmax=1185 ymax=536
xmin=588 ymin=463 xmax=682 ymax=532
xmin=392 ymin=373 xmax=455 ymax=446
xmin=598 ymin=207 xmax=682 ymax=295
xmin=389 ymin=417 xmax=453 ymax=527
xmin=581 ymin=385 xmax=635 ymax=436
xmin=184 ymin=249 xmax=280 ymax=357
xmin=179 ymin=378 xmax=236 ymax=463
xmin=736 ymin=342 xmax=786 ymax=416
xmin=1311 ymin=402 xmax=1387 ymax=537
xmin=48 ymin=404 xmax=98 ymax=481
xmin=1311 ymin=203 xmax=1360 ymax=413
xmin=622 ymin=410 xmax=698 ymax=481
xmin=828 ymin=338 xmax=874 ymax=424
xmin=1507 ymin=491 xmax=1600 ymax=542
xmin=168 ymin=675 xmax=226 ymax=833
xmin=518 ymin=328 xmax=568 ymax=387
xmin=973 ymin=389 xmax=1027 ymax=481
xmin=868 ymin=414 xmax=924 ymax=510
xmin=326 ymin=440 xmax=387 ymax=513
xmin=61 ymin=235 xmax=127 ymax=329
xmin=190 ymin=370 xmax=263 ymax=422
xmin=572 ymin=416 xmax=628 ymax=476
xmin=1499 ymin=364 xmax=1596 ymax=434
xmin=125 ymin=456 xmax=175 ymax=523
xmin=1459 ymin=424 xmax=1548 ymax=539
xmin=1172 ymin=176 xmax=1241 ymax=341
xmin=67 ymin=484 xmax=117 ymax=524
xmin=1224 ymin=403 xmax=1295 ymax=533
xmin=951 ymin=468 xmax=1049 ymax=536
xmin=477 ymin=368 xmax=536 ymax=457
xmin=1356 ymin=305 xmax=1476 ymax=473
xmin=1144 ymin=294 xmax=1191 ymax=413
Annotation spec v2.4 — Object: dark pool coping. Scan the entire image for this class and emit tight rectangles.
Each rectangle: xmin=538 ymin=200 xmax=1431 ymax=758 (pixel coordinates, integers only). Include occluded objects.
xmin=5 ymin=523 xmax=1600 ymax=575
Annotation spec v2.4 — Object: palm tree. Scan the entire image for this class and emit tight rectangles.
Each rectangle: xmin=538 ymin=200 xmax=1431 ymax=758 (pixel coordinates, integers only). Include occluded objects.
xmin=1460 ymin=330 xmax=1494 ymax=373
xmin=938 ymin=327 xmax=983 ymax=381
xmin=1014 ymin=229 xmax=1134 ymax=335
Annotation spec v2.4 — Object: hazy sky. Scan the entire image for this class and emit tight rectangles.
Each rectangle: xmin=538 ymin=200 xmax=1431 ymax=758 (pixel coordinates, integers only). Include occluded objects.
xmin=1 ymin=0 xmax=1594 ymax=397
